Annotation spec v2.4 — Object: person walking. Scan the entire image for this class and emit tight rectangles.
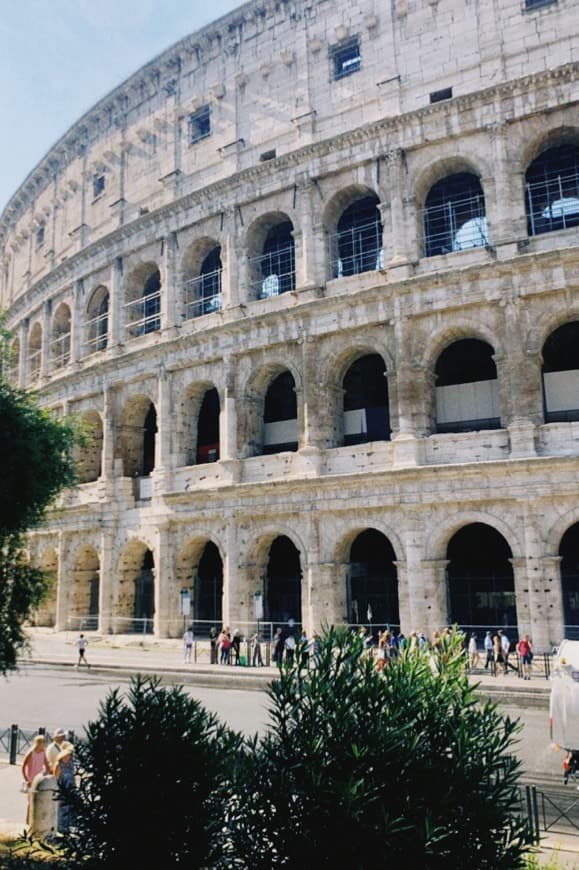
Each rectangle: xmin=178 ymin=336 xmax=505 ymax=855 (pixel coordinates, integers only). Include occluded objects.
xmin=46 ymin=728 xmax=73 ymax=774
xmin=468 ymin=633 xmax=479 ymax=670
xmin=183 ymin=627 xmax=193 ymax=663
xmin=54 ymin=746 xmax=75 ymax=833
xmin=22 ymin=734 xmax=49 ymax=824
xmin=75 ymin=633 xmax=90 ymax=669
xmin=483 ymin=631 xmax=493 ymax=670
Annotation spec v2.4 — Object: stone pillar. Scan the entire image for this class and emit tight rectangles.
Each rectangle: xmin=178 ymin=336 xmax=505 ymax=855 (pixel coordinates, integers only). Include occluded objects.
xmin=40 ymin=299 xmax=52 ymax=379
xmin=221 ymin=211 xmax=239 ymax=309
xmin=393 ymin=560 xmax=411 ymax=634
xmin=418 ymin=560 xmax=449 ymax=637
xmin=109 ymin=256 xmax=123 ymax=348
xmin=18 ymin=318 xmax=29 ymax=388
xmin=308 ymin=562 xmax=348 ymax=634
xmin=154 ymin=524 xmax=173 ymax=638
xmin=221 ymin=363 xmax=238 ymax=461
xmin=101 ymin=386 xmax=116 ymax=482
xmin=98 ymin=531 xmax=115 ymax=634
xmin=542 ymin=556 xmax=565 ymax=646
xmin=297 ymin=180 xmax=323 ymax=289
xmin=70 ymin=279 xmax=83 ymax=363
xmin=163 ymin=231 xmax=180 ymax=331
xmin=54 ymin=533 xmax=70 ymax=632
xmin=391 ymin=361 xmax=429 ymax=467
xmin=385 ymin=150 xmax=410 ymax=268
xmin=225 ymin=524 xmax=255 ymax=632
xmin=155 ymin=367 xmax=172 ymax=471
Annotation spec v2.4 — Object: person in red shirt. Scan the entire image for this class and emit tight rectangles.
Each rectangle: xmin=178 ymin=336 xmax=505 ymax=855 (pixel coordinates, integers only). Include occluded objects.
xmin=516 ymin=634 xmax=533 ymax=680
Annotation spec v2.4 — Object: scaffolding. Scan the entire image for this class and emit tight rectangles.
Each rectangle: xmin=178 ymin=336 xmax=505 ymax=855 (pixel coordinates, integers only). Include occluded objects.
xmin=249 ymin=246 xmax=295 ymax=299
xmin=422 ymin=193 xmax=488 ymax=257
xmin=50 ymin=331 xmax=71 ymax=369
xmin=183 ymin=269 xmax=222 ymax=320
xmin=83 ymin=309 xmax=109 ymax=355
xmin=526 ymin=171 xmax=579 ymax=237
xmin=331 ymin=219 xmax=384 ymax=278
xmin=124 ymin=292 xmax=161 ymax=338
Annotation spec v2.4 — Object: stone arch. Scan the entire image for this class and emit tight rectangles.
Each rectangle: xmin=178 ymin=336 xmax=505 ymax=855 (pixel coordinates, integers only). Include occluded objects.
xmin=239 ymin=359 xmax=301 ymax=458
xmin=520 ymin=125 xmax=579 ymax=175
xmin=117 ymin=394 xmax=157 ymax=476
xmin=28 ymin=321 xmax=42 ymax=380
xmin=51 ymin=302 xmax=72 ymax=368
xmin=559 ymin=522 xmax=579 ymax=635
xmin=85 ymin=285 xmax=109 ymax=354
xmin=445 ymin=522 xmax=517 ymax=632
xmin=524 ymin=129 xmax=579 ymax=236
xmin=175 ymin=536 xmax=224 ymax=628
xmin=541 ymin=321 xmax=579 ymax=423
xmin=178 ymin=380 xmax=221 ymax=466
xmin=75 ymin=409 xmax=103 ymax=483
xmin=413 ymin=155 xmax=489 ymax=210
xmin=246 ymin=211 xmax=295 ymax=300
xmin=125 ymin=261 xmax=161 ymax=337
xmin=116 ymin=539 xmax=155 ymax=633
xmin=181 ymin=237 xmax=223 ymax=319
xmin=425 ymin=510 xmax=522 ymax=563
xmin=344 ymin=528 xmax=400 ymax=628
xmin=419 ymin=321 xmax=501 ymax=371
xmin=434 ymin=338 xmax=500 ymax=434
xmin=342 ymin=352 xmax=391 ymax=446
xmin=526 ymin=307 xmax=579 ymax=356
xmin=323 ymin=184 xmax=383 ymax=280
xmin=70 ymin=545 xmax=100 ymax=629
xmin=546 ymin=508 xmax=579 ymax=558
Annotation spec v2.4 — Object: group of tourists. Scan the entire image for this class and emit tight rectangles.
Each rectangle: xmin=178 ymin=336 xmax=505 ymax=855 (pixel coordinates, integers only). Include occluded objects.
xmin=475 ymin=629 xmax=534 ymax=679
xmin=21 ymin=728 xmax=75 ymax=830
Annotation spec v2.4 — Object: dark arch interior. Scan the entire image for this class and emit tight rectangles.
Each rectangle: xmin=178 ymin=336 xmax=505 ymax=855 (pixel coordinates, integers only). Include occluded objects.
xmin=424 ymin=172 xmax=486 ymax=257
xmin=266 ymin=536 xmax=302 ymax=627
xmin=349 ymin=529 xmax=399 ymax=627
xmin=526 ymin=144 xmax=579 ymax=236
xmin=197 ymin=388 xmax=220 ymax=464
xmin=542 ymin=323 xmax=579 ymax=423
xmin=143 ymin=404 xmax=157 ymax=475
xmin=260 ymin=221 xmax=295 ymax=295
xmin=195 ymin=542 xmax=223 ymax=626
xmin=560 ymin=523 xmax=579 ymax=633
xmin=542 ymin=323 xmax=579 ymax=372
xmin=142 ymin=270 xmax=161 ymax=333
xmin=447 ymin=523 xmax=516 ymax=632
xmin=436 ymin=339 xmax=496 ymax=386
xmin=263 ymin=371 xmax=298 ymax=454
xmin=343 ymin=354 xmax=391 ymax=445
xmin=336 ymin=195 xmax=382 ymax=277
xmin=135 ymin=549 xmax=155 ymax=631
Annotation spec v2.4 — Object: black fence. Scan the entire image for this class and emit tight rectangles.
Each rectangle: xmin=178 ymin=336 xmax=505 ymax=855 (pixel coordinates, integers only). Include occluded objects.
xmin=0 ymin=725 xmax=76 ymax=764
xmin=520 ymin=783 xmax=579 ymax=840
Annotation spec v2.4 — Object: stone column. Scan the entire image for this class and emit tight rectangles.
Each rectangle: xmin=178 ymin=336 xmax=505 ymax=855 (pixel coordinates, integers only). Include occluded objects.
xmin=163 ymin=231 xmax=180 ymax=332
xmin=393 ymin=560 xmax=411 ymax=634
xmin=70 ymin=279 xmax=83 ymax=363
xmin=221 ymin=210 xmax=239 ymax=309
xmin=308 ymin=562 xmax=348 ymax=634
xmin=98 ymin=531 xmax=115 ymax=634
xmin=154 ymin=524 xmax=173 ymax=638
xmin=40 ymin=299 xmax=52 ymax=379
xmin=385 ymin=150 xmax=410 ymax=268
xmin=297 ymin=179 xmax=323 ymax=289
xmin=418 ymin=560 xmax=449 ymax=637
xmin=225 ymin=523 xmax=254 ymax=632
xmin=100 ymin=385 xmax=116 ymax=482
xmin=109 ymin=257 xmax=123 ymax=348
xmin=54 ymin=533 xmax=70 ymax=632
xmin=155 ymin=367 xmax=172 ymax=471
xmin=542 ymin=556 xmax=565 ymax=647
xmin=18 ymin=318 xmax=29 ymax=388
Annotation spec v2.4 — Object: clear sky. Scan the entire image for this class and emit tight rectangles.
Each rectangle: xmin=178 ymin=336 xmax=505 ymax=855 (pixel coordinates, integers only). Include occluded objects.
xmin=0 ymin=0 xmax=243 ymax=212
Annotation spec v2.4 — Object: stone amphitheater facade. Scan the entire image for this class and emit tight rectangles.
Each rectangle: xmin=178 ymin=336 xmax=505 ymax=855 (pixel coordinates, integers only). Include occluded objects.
xmin=1 ymin=0 xmax=579 ymax=649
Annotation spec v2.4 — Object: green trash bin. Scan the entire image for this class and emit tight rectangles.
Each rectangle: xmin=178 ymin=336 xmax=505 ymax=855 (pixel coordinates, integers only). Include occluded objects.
xmin=239 ymin=655 xmax=247 ymax=666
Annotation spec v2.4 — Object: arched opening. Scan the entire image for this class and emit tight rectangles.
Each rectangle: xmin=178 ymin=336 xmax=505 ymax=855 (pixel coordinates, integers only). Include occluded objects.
xmin=542 ymin=322 xmax=579 ymax=423
xmin=526 ymin=144 xmax=579 ymax=236
xmin=423 ymin=173 xmax=487 ymax=257
xmin=70 ymin=547 xmax=100 ymax=630
xmin=28 ymin=323 xmax=42 ymax=381
xmin=249 ymin=218 xmax=295 ymax=299
xmin=85 ymin=286 xmax=109 ymax=354
xmin=435 ymin=339 xmax=500 ymax=433
xmin=333 ymin=195 xmax=383 ymax=277
xmin=263 ymin=371 xmax=298 ymax=454
xmin=348 ymin=529 xmax=399 ymax=628
xmin=196 ymin=387 xmax=220 ymax=464
xmin=195 ymin=542 xmax=223 ymax=626
xmin=143 ymin=404 xmax=157 ymax=475
xmin=32 ymin=549 xmax=58 ymax=627
xmin=75 ymin=410 xmax=103 ymax=483
xmin=343 ymin=354 xmax=390 ymax=445
xmin=117 ymin=543 xmax=155 ymax=634
xmin=125 ymin=263 xmax=161 ymax=338
xmin=560 ymin=523 xmax=579 ymax=638
xmin=184 ymin=246 xmax=222 ymax=319
xmin=265 ymin=536 xmax=302 ymax=628
xmin=447 ymin=523 xmax=517 ymax=631
xmin=51 ymin=303 xmax=71 ymax=369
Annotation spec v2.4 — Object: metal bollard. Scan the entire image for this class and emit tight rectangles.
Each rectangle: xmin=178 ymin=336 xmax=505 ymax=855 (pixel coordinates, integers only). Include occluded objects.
xmin=9 ymin=724 xmax=18 ymax=765
xmin=29 ymin=773 xmax=58 ymax=839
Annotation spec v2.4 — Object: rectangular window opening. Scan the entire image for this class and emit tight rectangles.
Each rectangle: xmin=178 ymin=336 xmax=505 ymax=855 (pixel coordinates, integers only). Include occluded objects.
xmin=260 ymin=149 xmax=277 ymax=162
xmin=524 ymin=0 xmax=557 ymax=9
xmin=93 ymin=173 xmax=106 ymax=199
xmin=331 ymin=39 xmax=361 ymax=81
xmin=188 ymin=105 xmax=211 ymax=145
xmin=35 ymin=224 xmax=45 ymax=249
xmin=430 ymin=87 xmax=453 ymax=104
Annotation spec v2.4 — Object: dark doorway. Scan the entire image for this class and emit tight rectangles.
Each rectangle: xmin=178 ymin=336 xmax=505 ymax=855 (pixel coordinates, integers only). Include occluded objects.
xmin=197 ymin=388 xmax=220 ymax=463
xmin=265 ymin=536 xmax=302 ymax=626
xmin=195 ymin=542 xmax=223 ymax=625
xmin=143 ymin=404 xmax=157 ymax=475
xmin=348 ymin=529 xmax=399 ymax=626
xmin=560 ymin=523 xmax=579 ymax=637
xmin=263 ymin=371 xmax=298 ymax=454
xmin=336 ymin=195 xmax=382 ymax=277
xmin=447 ymin=523 xmax=516 ymax=631
xmin=343 ymin=354 xmax=390 ymax=445
xmin=135 ymin=550 xmax=155 ymax=633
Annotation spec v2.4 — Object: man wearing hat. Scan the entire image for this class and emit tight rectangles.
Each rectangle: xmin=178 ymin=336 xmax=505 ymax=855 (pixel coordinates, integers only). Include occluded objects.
xmin=46 ymin=728 xmax=73 ymax=774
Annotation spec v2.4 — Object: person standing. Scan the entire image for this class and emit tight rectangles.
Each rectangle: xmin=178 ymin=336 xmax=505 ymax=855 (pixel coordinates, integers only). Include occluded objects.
xmin=183 ymin=627 xmax=193 ymax=663
xmin=54 ymin=746 xmax=75 ymax=833
xmin=231 ymin=629 xmax=242 ymax=665
xmin=284 ymin=632 xmax=296 ymax=665
xmin=219 ymin=627 xmax=231 ymax=664
xmin=75 ymin=633 xmax=90 ymax=669
xmin=21 ymin=734 xmax=49 ymax=824
xmin=209 ymin=626 xmax=218 ymax=665
xmin=483 ymin=631 xmax=493 ymax=670
xmin=273 ymin=628 xmax=284 ymax=666
xmin=468 ymin=634 xmax=479 ymax=670
xmin=493 ymin=632 xmax=505 ymax=676
xmin=251 ymin=631 xmax=264 ymax=667
xmin=516 ymin=634 xmax=533 ymax=680
xmin=46 ymin=728 xmax=73 ymax=774
xmin=499 ymin=629 xmax=511 ymax=673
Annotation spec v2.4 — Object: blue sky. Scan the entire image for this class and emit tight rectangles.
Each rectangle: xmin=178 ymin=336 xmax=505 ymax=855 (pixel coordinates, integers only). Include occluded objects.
xmin=0 ymin=0 xmax=242 ymax=212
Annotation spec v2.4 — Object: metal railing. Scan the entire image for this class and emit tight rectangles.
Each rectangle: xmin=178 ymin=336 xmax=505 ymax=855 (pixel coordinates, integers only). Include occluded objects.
xmin=83 ymin=311 xmax=108 ymax=355
xmin=519 ymin=783 xmax=579 ymax=841
xmin=0 ymin=725 xmax=76 ymax=764
xmin=124 ymin=293 xmax=161 ymax=337
xmin=526 ymin=171 xmax=579 ymax=237
xmin=249 ymin=247 xmax=295 ymax=298
xmin=331 ymin=219 xmax=384 ymax=278
xmin=422 ymin=194 xmax=488 ymax=257
xmin=28 ymin=349 xmax=41 ymax=381
xmin=183 ymin=271 xmax=222 ymax=320
xmin=50 ymin=332 xmax=71 ymax=368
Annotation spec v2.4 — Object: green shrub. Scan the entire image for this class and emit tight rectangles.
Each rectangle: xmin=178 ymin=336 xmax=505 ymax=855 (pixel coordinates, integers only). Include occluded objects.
xmin=222 ymin=627 xmax=534 ymax=869
xmin=60 ymin=675 xmax=242 ymax=869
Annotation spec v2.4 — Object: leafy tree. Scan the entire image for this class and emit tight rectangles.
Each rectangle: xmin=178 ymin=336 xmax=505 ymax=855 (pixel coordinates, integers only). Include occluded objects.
xmin=60 ymin=676 xmax=243 ymax=869
xmin=223 ymin=627 xmax=534 ymax=869
xmin=0 ymin=360 xmax=77 ymax=672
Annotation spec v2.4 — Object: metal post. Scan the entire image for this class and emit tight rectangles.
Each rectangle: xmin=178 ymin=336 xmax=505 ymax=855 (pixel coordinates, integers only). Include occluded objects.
xmin=9 ymin=724 xmax=18 ymax=765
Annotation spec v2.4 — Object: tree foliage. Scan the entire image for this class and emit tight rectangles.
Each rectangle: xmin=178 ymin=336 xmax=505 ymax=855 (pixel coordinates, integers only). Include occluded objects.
xmin=222 ymin=628 xmax=534 ymax=869
xmin=0 ymin=348 xmax=77 ymax=672
xmin=60 ymin=676 xmax=243 ymax=870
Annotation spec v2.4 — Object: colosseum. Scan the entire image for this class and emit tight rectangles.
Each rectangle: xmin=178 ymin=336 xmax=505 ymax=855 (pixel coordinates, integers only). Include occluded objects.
xmin=1 ymin=0 xmax=578 ymax=649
